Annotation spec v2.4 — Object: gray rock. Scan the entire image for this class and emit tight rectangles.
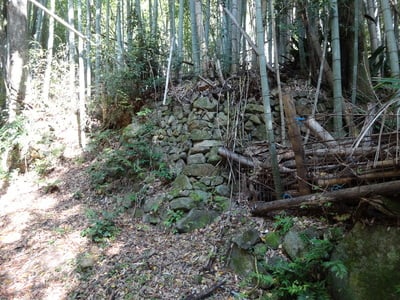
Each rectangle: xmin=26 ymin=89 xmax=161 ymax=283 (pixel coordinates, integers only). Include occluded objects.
xmin=216 ymin=112 xmax=228 ymax=126
xmin=329 ymin=223 xmax=400 ymax=300
xmin=215 ymin=184 xmax=230 ymax=197
xmin=167 ymin=115 xmax=176 ymax=125
xmin=245 ymin=103 xmax=264 ymax=113
xmin=190 ymin=129 xmax=213 ymax=141
xmin=172 ymin=159 xmax=186 ymax=175
xmin=203 ymin=111 xmax=216 ymax=121
xmin=187 ymin=153 xmax=206 ymax=164
xmin=190 ymin=189 xmax=211 ymax=202
xmin=251 ymin=125 xmax=266 ymax=140
xmin=193 ymin=96 xmax=218 ymax=111
xmin=233 ymin=228 xmax=260 ymax=250
xmin=188 ymin=119 xmax=211 ymax=131
xmin=142 ymin=213 xmax=160 ymax=225
xmin=282 ymin=229 xmax=307 ymax=260
xmin=191 ymin=140 xmax=222 ymax=153
xmin=172 ymin=174 xmax=192 ymax=191
xmin=200 ymin=175 xmax=224 ymax=187
xmin=205 ymin=147 xmax=222 ymax=164
xmin=228 ymin=244 xmax=255 ymax=277
xmin=248 ymin=114 xmax=263 ymax=125
xmin=244 ymin=120 xmax=254 ymax=131
xmin=169 ymin=197 xmax=197 ymax=211
xmin=122 ymin=120 xmax=142 ymax=138
xmin=182 ymin=163 xmax=217 ymax=177
xmin=213 ymin=195 xmax=230 ymax=211
xmin=175 ymin=209 xmax=219 ymax=233
xmin=143 ymin=194 xmax=165 ymax=213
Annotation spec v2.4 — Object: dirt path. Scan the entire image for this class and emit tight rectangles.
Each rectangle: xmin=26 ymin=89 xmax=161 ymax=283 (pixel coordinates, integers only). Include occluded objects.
xmin=0 ymin=161 xmax=247 ymax=299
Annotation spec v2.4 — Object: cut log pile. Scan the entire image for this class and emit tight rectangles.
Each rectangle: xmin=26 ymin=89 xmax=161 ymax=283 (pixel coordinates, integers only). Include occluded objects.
xmin=218 ymin=93 xmax=400 ymax=215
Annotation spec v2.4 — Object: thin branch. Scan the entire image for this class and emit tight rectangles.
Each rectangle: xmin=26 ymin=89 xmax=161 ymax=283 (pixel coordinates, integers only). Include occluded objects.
xmin=29 ymin=0 xmax=88 ymax=41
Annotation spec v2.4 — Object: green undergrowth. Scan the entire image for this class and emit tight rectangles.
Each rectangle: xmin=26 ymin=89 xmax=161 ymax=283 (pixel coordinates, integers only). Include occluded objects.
xmin=82 ymin=115 xmax=174 ymax=242
xmin=243 ymin=215 xmax=346 ymax=299
xmin=87 ymin=122 xmax=173 ymax=190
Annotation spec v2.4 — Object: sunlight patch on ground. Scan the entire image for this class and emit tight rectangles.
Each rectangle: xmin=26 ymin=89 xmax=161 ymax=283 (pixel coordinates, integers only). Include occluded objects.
xmin=0 ymin=211 xmax=32 ymax=244
xmin=0 ymin=169 xmax=88 ymax=299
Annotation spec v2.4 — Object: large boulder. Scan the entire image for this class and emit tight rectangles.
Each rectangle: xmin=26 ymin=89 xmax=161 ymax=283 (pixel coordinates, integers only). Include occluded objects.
xmin=329 ymin=223 xmax=400 ymax=300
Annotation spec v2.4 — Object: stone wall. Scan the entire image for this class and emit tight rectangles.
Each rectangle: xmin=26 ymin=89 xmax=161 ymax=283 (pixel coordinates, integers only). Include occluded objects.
xmin=140 ymin=87 xmax=324 ymax=232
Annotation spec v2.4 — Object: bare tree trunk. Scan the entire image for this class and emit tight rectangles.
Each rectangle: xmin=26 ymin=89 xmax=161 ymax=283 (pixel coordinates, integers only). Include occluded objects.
xmin=42 ymin=0 xmax=55 ymax=103
xmin=95 ymin=0 xmax=102 ymax=100
xmin=6 ymin=0 xmax=28 ymax=122
xmin=330 ymin=0 xmax=344 ymax=137
xmin=2 ymin=0 xmax=28 ymax=172
xmin=380 ymin=0 xmax=399 ymax=77
xmin=255 ymin=0 xmax=282 ymax=197
xmin=77 ymin=0 xmax=87 ymax=148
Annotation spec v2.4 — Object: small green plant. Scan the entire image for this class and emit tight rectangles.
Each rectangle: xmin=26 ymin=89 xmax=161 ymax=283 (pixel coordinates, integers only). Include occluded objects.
xmin=395 ymin=284 xmax=400 ymax=295
xmin=164 ymin=209 xmax=184 ymax=228
xmin=273 ymin=213 xmax=294 ymax=235
xmin=136 ymin=107 xmax=152 ymax=117
xmin=258 ymin=235 xmax=347 ymax=299
xmin=81 ymin=209 xmax=119 ymax=242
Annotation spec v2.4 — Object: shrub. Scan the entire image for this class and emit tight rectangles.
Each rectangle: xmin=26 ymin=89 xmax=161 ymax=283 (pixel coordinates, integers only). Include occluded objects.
xmin=88 ymin=123 xmax=173 ymax=188
xmin=81 ymin=209 xmax=119 ymax=243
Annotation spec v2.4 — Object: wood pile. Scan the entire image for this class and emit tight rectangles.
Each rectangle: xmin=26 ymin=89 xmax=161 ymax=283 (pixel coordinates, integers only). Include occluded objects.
xmin=218 ymin=93 xmax=400 ymax=215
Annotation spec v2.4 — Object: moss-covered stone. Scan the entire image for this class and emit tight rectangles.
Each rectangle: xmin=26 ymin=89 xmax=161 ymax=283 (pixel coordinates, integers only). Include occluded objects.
xmin=175 ymin=209 xmax=218 ymax=233
xmin=329 ymin=223 xmax=400 ymax=300
xmin=193 ymin=96 xmax=218 ymax=111
xmin=169 ymin=197 xmax=197 ymax=211
xmin=172 ymin=174 xmax=192 ymax=191
xmin=190 ymin=129 xmax=213 ymax=141
xmin=228 ymin=244 xmax=255 ymax=277
xmin=263 ymin=231 xmax=281 ymax=250
xmin=233 ymin=229 xmax=260 ymax=250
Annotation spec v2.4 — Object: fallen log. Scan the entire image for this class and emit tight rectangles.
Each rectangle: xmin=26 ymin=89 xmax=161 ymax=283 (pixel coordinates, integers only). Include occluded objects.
xmin=315 ymin=169 xmax=400 ymax=187
xmin=250 ymin=179 xmax=400 ymax=215
xmin=218 ymin=147 xmax=263 ymax=168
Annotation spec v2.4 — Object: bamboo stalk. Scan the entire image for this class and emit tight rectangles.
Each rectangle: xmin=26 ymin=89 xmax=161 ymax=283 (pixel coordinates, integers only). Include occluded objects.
xmin=304 ymin=117 xmax=338 ymax=148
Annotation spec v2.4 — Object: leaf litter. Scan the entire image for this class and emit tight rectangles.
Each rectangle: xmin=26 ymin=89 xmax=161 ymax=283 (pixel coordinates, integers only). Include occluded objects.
xmin=0 ymin=159 xmax=263 ymax=299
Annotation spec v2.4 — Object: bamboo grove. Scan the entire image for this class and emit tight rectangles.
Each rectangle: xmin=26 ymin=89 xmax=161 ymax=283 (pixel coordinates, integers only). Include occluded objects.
xmin=2 ymin=0 xmax=400 ymax=194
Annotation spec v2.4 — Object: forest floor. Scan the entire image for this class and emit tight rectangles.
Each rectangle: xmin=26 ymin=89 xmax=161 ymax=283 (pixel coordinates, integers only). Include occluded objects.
xmin=0 ymin=155 xmax=264 ymax=299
